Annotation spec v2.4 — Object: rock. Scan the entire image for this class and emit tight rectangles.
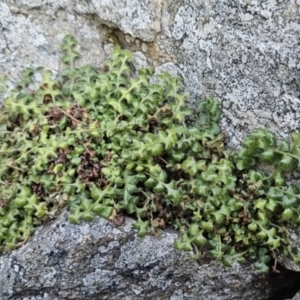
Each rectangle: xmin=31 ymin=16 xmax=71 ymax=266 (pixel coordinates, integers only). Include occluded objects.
xmin=0 ymin=1 xmax=109 ymax=90
xmin=275 ymin=227 xmax=300 ymax=272
xmin=0 ymin=210 xmax=274 ymax=300
xmin=1 ymin=0 xmax=300 ymax=147
xmin=1 ymin=0 xmax=300 ymax=298
xmin=292 ymin=290 xmax=300 ymax=300
xmin=162 ymin=1 xmax=300 ymax=148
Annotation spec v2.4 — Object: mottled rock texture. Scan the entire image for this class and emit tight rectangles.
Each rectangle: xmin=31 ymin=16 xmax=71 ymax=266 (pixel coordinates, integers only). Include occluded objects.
xmin=1 ymin=0 xmax=300 ymax=298
xmin=0 ymin=211 xmax=274 ymax=300
xmin=163 ymin=1 xmax=300 ymax=147
xmin=292 ymin=290 xmax=300 ymax=300
xmin=1 ymin=0 xmax=300 ymax=147
xmin=0 ymin=1 xmax=109 ymax=87
xmin=276 ymin=227 xmax=300 ymax=272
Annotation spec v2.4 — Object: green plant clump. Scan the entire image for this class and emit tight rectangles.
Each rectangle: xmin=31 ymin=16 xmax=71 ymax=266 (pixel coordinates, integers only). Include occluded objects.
xmin=0 ymin=35 xmax=300 ymax=273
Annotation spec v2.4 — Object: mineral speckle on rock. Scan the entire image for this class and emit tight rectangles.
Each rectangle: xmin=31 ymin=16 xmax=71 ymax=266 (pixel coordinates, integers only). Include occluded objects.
xmin=0 ymin=211 xmax=274 ymax=300
xmin=1 ymin=0 xmax=300 ymax=298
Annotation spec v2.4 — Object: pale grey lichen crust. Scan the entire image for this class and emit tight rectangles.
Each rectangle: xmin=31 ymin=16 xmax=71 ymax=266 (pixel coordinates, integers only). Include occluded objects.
xmin=165 ymin=1 xmax=300 ymax=147
xmin=0 ymin=211 xmax=272 ymax=300
xmin=0 ymin=0 xmax=300 ymax=297
xmin=1 ymin=0 xmax=300 ymax=148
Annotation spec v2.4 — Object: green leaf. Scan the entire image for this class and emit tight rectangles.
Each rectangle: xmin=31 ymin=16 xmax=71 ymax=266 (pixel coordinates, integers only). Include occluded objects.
xmin=261 ymin=149 xmax=276 ymax=162
xmin=256 ymin=231 xmax=267 ymax=241
xmin=273 ymin=170 xmax=285 ymax=186
xmin=176 ymin=233 xmax=193 ymax=251
xmin=182 ymin=157 xmax=197 ymax=175
xmin=174 ymin=239 xmax=183 ymax=250
xmin=12 ymin=197 xmax=27 ymax=208
xmin=71 ymin=157 xmax=81 ymax=166
xmin=165 ymin=181 xmax=182 ymax=205
xmin=90 ymin=185 xmax=102 ymax=201
xmin=201 ymin=170 xmax=218 ymax=183
xmin=193 ymin=232 xmax=207 ymax=246
xmin=133 ymin=219 xmax=149 ymax=237
xmin=219 ymin=204 xmax=231 ymax=217
xmin=143 ymin=133 xmax=156 ymax=143
xmin=254 ymin=198 xmax=266 ymax=211
xmin=82 ymin=212 xmax=94 ymax=222
xmin=278 ymin=155 xmax=294 ymax=172
xmin=156 ymin=169 xmax=167 ymax=183
xmin=144 ymin=177 xmax=157 ymax=188
xmin=92 ymin=204 xmax=113 ymax=219
xmin=107 ymin=98 xmax=123 ymax=113
xmin=286 ymin=184 xmax=300 ymax=195
xmin=222 ymin=255 xmax=234 ymax=267
xmin=181 ymin=242 xmax=192 ymax=252
xmin=153 ymin=182 xmax=165 ymax=193
xmin=34 ymin=203 xmax=48 ymax=218
xmin=92 ymin=204 xmax=105 ymax=214
xmin=188 ymin=223 xmax=200 ymax=237
xmin=68 ymin=208 xmax=81 ymax=224
xmin=282 ymin=208 xmax=294 ymax=220
xmin=281 ymin=194 xmax=297 ymax=208
xmin=248 ymin=221 xmax=257 ymax=232
xmin=291 ymin=132 xmax=300 ymax=146
xmin=122 ymin=149 xmax=133 ymax=160
xmin=81 ymin=198 xmax=93 ymax=211
xmin=200 ymin=221 xmax=214 ymax=232
xmin=23 ymin=194 xmax=39 ymax=213
xmin=160 ymin=129 xmax=177 ymax=150
xmin=265 ymin=198 xmax=277 ymax=212
xmin=151 ymin=143 xmax=164 ymax=156
xmin=126 ymin=183 xmax=138 ymax=194
xmin=189 ymin=140 xmax=200 ymax=152
xmin=278 ymin=140 xmax=290 ymax=152
xmin=98 ymin=206 xmax=113 ymax=219
xmin=236 ymin=159 xmax=248 ymax=171
xmin=61 ymin=34 xmax=77 ymax=51
xmin=212 ymin=210 xmax=225 ymax=225
xmin=53 ymin=163 xmax=64 ymax=174
xmin=73 ymin=179 xmax=85 ymax=193
xmin=172 ymin=152 xmax=185 ymax=162
xmin=253 ymin=261 xmax=270 ymax=273
xmin=126 ymin=162 xmax=136 ymax=170
xmin=267 ymin=187 xmax=284 ymax=200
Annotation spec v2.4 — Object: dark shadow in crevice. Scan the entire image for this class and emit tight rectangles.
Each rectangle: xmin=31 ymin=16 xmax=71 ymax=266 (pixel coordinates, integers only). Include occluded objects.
xmin=268 ymin=262 xmax=300 ymax=300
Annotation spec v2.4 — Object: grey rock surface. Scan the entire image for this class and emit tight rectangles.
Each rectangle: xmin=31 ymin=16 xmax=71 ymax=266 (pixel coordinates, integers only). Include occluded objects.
xmin=292 ymin=290 xmax=300 ymax=300
xmin=276 ymin=227 xmax=300 ymax=272
xmin=0 ymin=1 xmax=109 ymax=89
xmin=0 ymin=210 xmax=273 ymax=300
xmin=163 ymin=1 xmax=300 ymax=147
xmin=1 ymin=0 xmax=300 ymax=298
xmin=1 ymin=0 xmax=300 ymax=147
